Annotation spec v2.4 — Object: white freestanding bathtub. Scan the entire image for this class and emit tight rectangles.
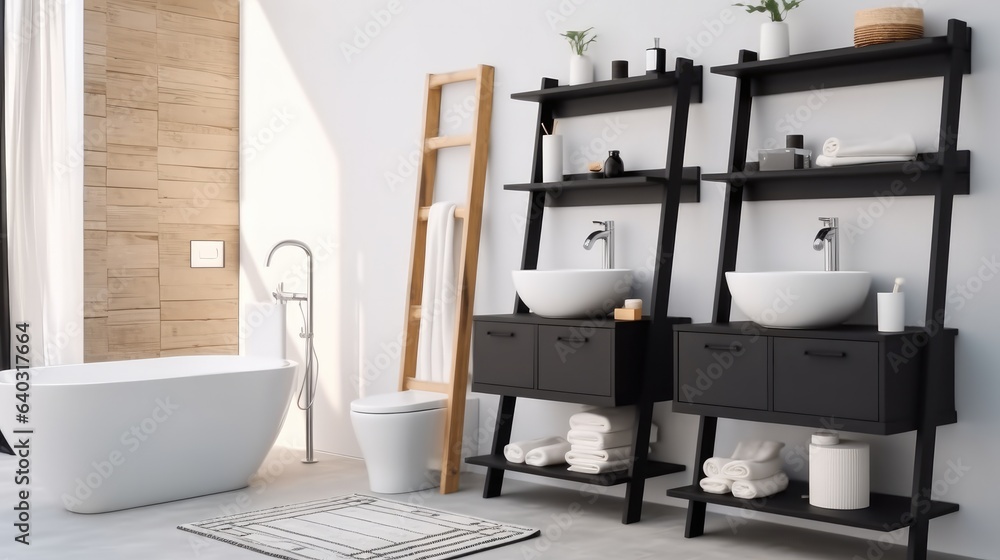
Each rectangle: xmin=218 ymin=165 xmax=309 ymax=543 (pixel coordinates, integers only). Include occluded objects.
xmin=0 ymin=355 xmax=297 ymax=514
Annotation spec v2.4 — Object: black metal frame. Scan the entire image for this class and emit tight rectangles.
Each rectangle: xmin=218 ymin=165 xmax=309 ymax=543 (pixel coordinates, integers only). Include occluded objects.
xmin=479 ymin=58 xmax=701 ymax=524
xmin=675 ymin=21 xmax=971 ymax=560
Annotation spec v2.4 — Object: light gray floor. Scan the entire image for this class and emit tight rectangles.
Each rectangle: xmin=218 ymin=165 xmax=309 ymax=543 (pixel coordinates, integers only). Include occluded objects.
xmin=0 ymin=447 xmax=976 ymax=560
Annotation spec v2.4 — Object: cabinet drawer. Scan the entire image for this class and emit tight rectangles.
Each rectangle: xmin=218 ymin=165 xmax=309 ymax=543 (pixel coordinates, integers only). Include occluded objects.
xmin=473 ymin=322 xmax=535 ymax=389
xmin=537 ymin=326 xmax=612 ymax=397
xmin=677 ymin=333 xmax=768 ymax=410
xmin=773 ymin=338 xmax=879 ymax=421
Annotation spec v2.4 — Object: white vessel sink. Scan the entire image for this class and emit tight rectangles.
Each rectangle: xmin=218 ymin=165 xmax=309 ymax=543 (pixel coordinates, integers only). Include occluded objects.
xmin=512 ymin=269 xmax=633 ymax=318
xmin=726 ymin=271 xmax=872 ymax=329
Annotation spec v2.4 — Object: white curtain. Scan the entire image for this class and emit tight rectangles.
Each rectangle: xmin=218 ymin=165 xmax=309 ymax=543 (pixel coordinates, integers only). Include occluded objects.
xmin=5 ymin=0 xmax=84 ymax=366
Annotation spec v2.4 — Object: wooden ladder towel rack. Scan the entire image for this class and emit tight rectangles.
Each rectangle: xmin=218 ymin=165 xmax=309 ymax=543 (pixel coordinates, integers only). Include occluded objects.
xmin=398 ymin=64 xmax=494 ymax=494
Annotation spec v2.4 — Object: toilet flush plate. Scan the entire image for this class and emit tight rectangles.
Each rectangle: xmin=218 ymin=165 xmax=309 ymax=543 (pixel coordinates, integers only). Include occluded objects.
xmin=191 ymin=240 xmax=225 ymax=268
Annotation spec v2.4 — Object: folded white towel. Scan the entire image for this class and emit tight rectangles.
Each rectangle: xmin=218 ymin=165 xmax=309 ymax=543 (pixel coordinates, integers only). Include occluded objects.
xmin=700 ymin=477 xmax=735 ymax=495
xmin=731 ymin=472 xmax=789 ymax=499
xmin=566 ymin=424 xmax=658 ymax=449
xmin=415 ymin=202 xmax=457 ymax=384
xmin=566 ymin=458 xmax=632 ymax=474
xmin=721 ymin=457 xmax=784 ymax=481
xmin=815 ymin=154 xmax=915 ymax=168
xmin=524 ymin=441 xmax=571 ymax=467
xmin=703 ymin=457 xmax=733 ymax=478
xmin=731 ymin=440 xmax=786 ymax=463
xmin=504 ymin=436 xmax=565 ymax=464
xmin=566 ymin=445 xmax=634 ymax=463
xmin=569 ymin=406 xmax=635 ymax=434
xmin=822 ymin=134 xmax=917 ymax=158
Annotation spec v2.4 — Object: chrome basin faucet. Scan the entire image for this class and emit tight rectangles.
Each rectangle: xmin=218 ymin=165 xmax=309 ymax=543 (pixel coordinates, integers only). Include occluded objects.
xmin=584 ymin=220 xmax=615 ymax=269
xmin=812 ymin=217 xmax=839 ymax=271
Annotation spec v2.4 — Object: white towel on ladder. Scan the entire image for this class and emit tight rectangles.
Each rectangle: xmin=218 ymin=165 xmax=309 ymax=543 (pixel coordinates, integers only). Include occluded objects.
xmin=416 ymin=202 xmax=458 ymax=383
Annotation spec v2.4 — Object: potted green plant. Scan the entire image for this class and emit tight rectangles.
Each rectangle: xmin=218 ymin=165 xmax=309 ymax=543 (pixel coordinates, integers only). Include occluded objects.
xmin=734 ymin=0 xmax=807 ymax=59
xmin=561 ymin=27 xmax=597 ymax=85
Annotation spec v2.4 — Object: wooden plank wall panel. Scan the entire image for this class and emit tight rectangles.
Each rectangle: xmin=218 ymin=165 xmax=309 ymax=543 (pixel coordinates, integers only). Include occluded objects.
xmin=83 ymin=0 xmax=240 ymax=361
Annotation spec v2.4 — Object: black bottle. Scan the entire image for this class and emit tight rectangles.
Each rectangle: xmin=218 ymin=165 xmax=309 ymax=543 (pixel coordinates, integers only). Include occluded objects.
xmin=604 ymin=150 xmax=624 ymax=178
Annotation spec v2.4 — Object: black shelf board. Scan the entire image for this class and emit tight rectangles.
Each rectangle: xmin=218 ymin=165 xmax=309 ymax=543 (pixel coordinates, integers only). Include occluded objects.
xmin=669 ymin=401 xmax=959 ymax=435
xmin=712 ymin=31 xmax=972 ymax=96
xmin=511 ymin=69 xmax=703 ymax=117
xmin=466 ymin=454 xmax=685 ymax=487
xmin=505 ymin=167 xmax=700 ymax=207
xmin=702 ymin=151 xmax=970 ymax=201
xmin=674 ymin=321 xmax=958 ymax=341
xmin=667 ymin=480 xmax=959 ymax=532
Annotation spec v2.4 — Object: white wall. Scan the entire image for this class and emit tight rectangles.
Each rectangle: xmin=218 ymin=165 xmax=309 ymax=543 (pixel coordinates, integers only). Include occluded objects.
xmin=241 ymin=1 xmax=999 ymax=557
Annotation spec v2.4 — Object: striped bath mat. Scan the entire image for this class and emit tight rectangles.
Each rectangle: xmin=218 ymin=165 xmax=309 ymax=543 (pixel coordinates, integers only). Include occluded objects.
xmin=179 ymin=494 xmax=539 ymax=560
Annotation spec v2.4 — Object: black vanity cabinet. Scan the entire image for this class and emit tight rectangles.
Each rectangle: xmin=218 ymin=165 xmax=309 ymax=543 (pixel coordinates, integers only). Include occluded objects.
xmin=672 ymin=323 xmax=956 ymax=435
xmin=472 ymin=314 xmax=685 ymax=406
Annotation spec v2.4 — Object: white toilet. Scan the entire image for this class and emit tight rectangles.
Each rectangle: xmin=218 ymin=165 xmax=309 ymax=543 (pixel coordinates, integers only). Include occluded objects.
xmin=350 ymin=390 xmax=478 ymax=494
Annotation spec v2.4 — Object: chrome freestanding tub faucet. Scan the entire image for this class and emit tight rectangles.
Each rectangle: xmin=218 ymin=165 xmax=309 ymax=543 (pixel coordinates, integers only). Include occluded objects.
xmin=266 ymin=240 xmax=317 ymax=464
xmin=584 ymin=220 xmax=615 ymax=269
xmin=812 ymin=217 xmax=839 ymax=272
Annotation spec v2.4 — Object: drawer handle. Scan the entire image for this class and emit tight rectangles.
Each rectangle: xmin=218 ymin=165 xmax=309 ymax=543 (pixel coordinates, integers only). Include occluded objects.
xmin=486 ymin=331 xmax=515 ymax=337
xmin=557 ymin=336 xmax=589 ymax=343
xmin=704 ymin=343 xmax=743 ymax=352
xmin=804 ymin=350 xmax=847 ymax=358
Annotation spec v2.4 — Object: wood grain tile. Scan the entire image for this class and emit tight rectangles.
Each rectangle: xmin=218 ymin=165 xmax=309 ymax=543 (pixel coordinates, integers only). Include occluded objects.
xmin=160 ymin=344 xmax=237 ymax=356
xmin=160 ymin=299 xmax=237 ymax=321
xmin=158 ymin=146 xmax=237 ymax=168
xmin=158 ymin=180 xmax=238 ymax=201
xmin=85 ymin=187 xmax=108 ymax=225
xmin=161 ymin=319 xmax=238 ymax=350
xmin=109 ymin=323 xmax=160 ymax=353
xmin=107 ymin=168 xmax=158 ymax=189
xmin=108 ymin=144 xmax=157 ymax=171
xmin=107 ymin=105 xmax=157 ymax=146
xmin=157 ymin=0 xmax=238 ymax=23
xmin=159 ymin=102 xmax=238 ymax=128
xmin=107 ymin=308 xmax=160 ymax=325
xmin=108 ymin=205 xmax=159 ymax=232
xmin=107 ymin=231 xmax=159 ymax=269
xmin=107 ymin=275 xmax=160 ymax=310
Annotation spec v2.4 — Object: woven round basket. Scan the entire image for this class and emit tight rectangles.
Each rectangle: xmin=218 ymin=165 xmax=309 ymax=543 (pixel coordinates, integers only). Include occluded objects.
xmin=854 ymin=7 xmax=924 ymax=47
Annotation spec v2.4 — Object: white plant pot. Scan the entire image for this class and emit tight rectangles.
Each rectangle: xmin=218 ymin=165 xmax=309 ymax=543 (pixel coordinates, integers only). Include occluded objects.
xmin=569 ymin=54 xmax=594 ymax=85
xmin=759 ymin=21 xmax=790 ymax=60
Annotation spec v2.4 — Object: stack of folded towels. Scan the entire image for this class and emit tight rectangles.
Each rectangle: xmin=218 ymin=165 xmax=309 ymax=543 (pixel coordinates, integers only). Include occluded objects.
xmin=700 ymin=440 xmax=789 ymax=499
xmin=503 ymin=436 xmax=571 ymax=467
xmin=815 ymin=134 xmax=917 ymax=167
xmin=564 ymin=406 xmax=657 ymax=474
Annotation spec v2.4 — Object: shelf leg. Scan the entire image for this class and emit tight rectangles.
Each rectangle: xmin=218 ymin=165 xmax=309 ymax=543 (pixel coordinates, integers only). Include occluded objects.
xmin=483 ymin=395 xmax=516 ymax=498
xmin=684 ymin=415 xmax=718 ymax=538
xmin=622 ymin=399 xmax=655 ymax=524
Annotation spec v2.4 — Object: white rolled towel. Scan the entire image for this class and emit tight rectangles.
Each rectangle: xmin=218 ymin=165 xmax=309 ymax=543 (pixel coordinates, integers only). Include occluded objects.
xmin=524 ymin=441 xmax=572 ymax=467
xmin=721 ymin=457 xmax=784 ymax=481
xmin=731 ymin=472 xmax=789 ymax=499
xmin=569 ymin=406 xmax=636 ymax=434
xmin=504 ymin=436 xmax=565 ymax=464
xmin=815 ymin=154 xmax=915 ymax=168
xmin=822 ymin=134 xmax=917 ymax=158
xmin=567 ymin=424 xmax=658 ymax=449
xmin=730 ymin=440 xmax=786 ymax=463
xmin=703 ymin=457 xmax=733 ymax=478
xmin=700 ymin=477 xmax=735 ymax=495
xmin=566 ymin=458 xmax=631 ymax=474
xmin=566 ymin=445 xmax=635 ymax=463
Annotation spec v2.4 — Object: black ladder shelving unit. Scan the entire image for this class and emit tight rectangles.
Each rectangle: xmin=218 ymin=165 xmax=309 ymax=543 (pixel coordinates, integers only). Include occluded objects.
xmin=466 ymin=58 xmax=702 ymax=524
xmin=667 ymin=21 xmax=971 ymax=560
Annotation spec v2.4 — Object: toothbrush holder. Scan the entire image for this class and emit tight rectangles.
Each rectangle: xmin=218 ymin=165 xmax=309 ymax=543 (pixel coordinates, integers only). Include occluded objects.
xmin=877 ymin=292 xmax=905 ymax=332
